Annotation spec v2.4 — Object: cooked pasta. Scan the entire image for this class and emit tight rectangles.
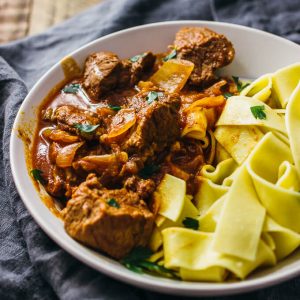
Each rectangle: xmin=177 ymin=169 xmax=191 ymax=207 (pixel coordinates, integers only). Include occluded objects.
xmin=149 ymin=63 xmax=300 ymax=282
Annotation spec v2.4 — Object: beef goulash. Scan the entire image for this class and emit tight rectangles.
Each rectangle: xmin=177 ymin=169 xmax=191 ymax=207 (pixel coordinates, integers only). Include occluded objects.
xmin=31 ymin=28 xmax=235 ymax=260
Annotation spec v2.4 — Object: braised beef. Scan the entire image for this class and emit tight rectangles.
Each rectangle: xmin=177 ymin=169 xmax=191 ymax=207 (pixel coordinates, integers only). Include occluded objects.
xmin=83 ymin=52 xmax=121 ymax=100
xmin=122 ymin=92 xmax=181 ymax=160
xmin=123 ymin=175 xmax=156 ymax=199
xmin=63 ymin=174 xmax=154 ymax=259
xmin=44 ymin=105 xmax=103 ymax=139
xmin=129 ymin=51 xmax=156 ymax=85
xmin=174 ymin=27 xmax=235 ymax=86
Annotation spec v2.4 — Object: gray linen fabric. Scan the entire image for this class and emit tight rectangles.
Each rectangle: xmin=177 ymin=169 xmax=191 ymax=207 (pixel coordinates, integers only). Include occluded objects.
xmin=0 ymin=0 xmax=300 ymax=299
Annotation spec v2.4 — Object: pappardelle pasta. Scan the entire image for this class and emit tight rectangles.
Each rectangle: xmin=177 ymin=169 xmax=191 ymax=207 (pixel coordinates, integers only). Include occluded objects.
xmin=150 ymin=63 xmax=300 ymax=281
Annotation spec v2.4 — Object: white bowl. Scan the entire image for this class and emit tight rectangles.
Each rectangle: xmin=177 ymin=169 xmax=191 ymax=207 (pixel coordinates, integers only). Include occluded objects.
xmin=10 ymin=21 xmax=300 ymax=296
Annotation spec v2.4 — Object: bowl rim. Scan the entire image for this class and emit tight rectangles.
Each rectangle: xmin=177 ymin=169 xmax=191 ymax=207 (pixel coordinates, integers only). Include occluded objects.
xmin=10 ymin=20 xmax=300 ymax=296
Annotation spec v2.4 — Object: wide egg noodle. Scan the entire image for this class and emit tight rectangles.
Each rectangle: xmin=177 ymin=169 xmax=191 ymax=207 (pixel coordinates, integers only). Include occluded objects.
xmin=276 ymin=161 xmax=300 ymax=190
xmin=213 ymin=166 xmax=266 ymax=261
xmin=272 ymin=63 xmax=300 ymax=108
xmin=194 ymin=158 xmax=237 ymax=214
xmin=263 ymin=216 xmax=300 ymax=260
xmin=216 ymin=96 xmax=286 ymax=134
xmin=285 ymin=81 xmax=300 ymax=176
xmin=180 ymin=266 xmax=227 ymax=282
xmin=246 ymin=132 xmax=300 ymax=232
xmin=162 ymin=228 xmax=276 ymax=280
xmin=181 ymin=107 xmax=207 ymax=140
xmin=214 ymin=125 xmax=264 ymax=164
xmin=241 ymin=73 xmax=272 ymax=102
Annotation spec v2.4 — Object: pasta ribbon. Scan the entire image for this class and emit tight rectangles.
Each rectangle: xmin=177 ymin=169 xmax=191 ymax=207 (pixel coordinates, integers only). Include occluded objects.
xmin=241 ymin=73 xmax=272 ymax=102
xmin=214 ymin=125 xmax=264 ymax=164
xmin=247 ymin=132 xmax=300 ymax=232
xmin=162 ymin=228 xmax=275 ymax=279
xmin=213 ymin=166 xmax=266 ymax=261
xmin=216 ymin=96 xmax=286 ymax=134
xmin=272 ymin=63 xmax=300 ymax=108
xmin=155 ymin=174 xmax=186 ymax=222
xmin=263 ymin=216 xmax=300 ymax=260
xmin=286 ymin=81 xmax=300 ymax=177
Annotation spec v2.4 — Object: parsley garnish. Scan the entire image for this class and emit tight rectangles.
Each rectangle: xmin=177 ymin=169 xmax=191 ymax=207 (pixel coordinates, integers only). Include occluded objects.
xmin=182 ymin=217 xmax=199 ymax=230
xmin=146 ymin=91 xmax=163 ymax=104
xmin=163 ymin=49 xmax=177 ymax=62
xmin=130 ymin=53 xmax=145 ymax=63
xmin=250 ymin=105 xmax=267 ymax=120
xmin=108 ymin=104 xmax=121 ymax=111
xmin=30 ymin=169 xmax=44 ymax=183
xmin=232 ymin=76 xmax=250 ymax=93
xmin=74 ymin=123 xmax=100 ymax=133
xmin=62 ymin=83 xmax=80 ymax=94
xmin=139 ymin=164 xmax=160 ymax=179
xmin=224 ymin=92 xmax=233 ymax=99
xmin=107 ymin=198 xmax=120 ymax=208
xmin=121 ymin=247 xmax=176 ymax=278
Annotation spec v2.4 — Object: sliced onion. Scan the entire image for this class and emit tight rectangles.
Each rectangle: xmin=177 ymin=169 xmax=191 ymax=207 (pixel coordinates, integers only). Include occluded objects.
xmin=48 ymin=129 xmax=79 ymax=143
xmin=184 ymin=95 xmax=225 ymax=112
xmin=56 ymin=142 xmax=84 ymax=168
xmin=150 ymin=59 xmax=194 ymax=93
xmin=104 ymin=109 xmax=136 ymax=142
xmin=78 ymin=152 xmax=128 ymax=171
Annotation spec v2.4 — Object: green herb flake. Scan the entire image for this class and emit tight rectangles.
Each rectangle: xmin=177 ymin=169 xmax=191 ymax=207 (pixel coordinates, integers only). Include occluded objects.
xmin=250 ymin=105 xmax=267 ymax=120
xmin=224 ymin=92 xmax=233 ymax=99
xmin=73 ymin=123 xmax=100 ymax=133
xmin=107 ymin=198 xmax=120 ymax=208
xmin=146 ymin=91 xmax=163 ymax=104
xmin=62 ymin=83 xmax=81 ymax=94
xmin=108 ymin=104 xmax=121 ymax=111
xmin=138 ymin=164 xmax=160 ymax=179
xmin=121 ymin=247 xmax=176 ymax=278
xmin=182 ymin=217 xmax=199 ymax=230
xmin=129 ymin=53 xmax=145 ymax=63
xmin=162 ymin=49 xmax=177 ymax=62
xmin=30 ymin=169 xmax=44 ymax=183
xmin=232 ymin=76 xmax=250 ymax=93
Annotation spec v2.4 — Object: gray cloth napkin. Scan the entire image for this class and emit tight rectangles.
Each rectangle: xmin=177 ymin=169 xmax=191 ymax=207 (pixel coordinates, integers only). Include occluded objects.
xmin=1 ymin=0 xmax=300 ymax=299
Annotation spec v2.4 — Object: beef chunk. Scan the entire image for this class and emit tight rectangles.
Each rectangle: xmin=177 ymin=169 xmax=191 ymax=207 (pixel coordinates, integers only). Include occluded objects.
xmin=123 ymin=176 xmax=156 ymax=199
xmin=83 ymin=52 xmax=121 ymax=99
xmin=174 ymin=27 xmax=235 ymax=86
xmin=82 ymin=51 xmax=156 ymax=99
xmin=63 ymin=174 xmax=154 ymax=259
xmin=122 ymin=93 xmax=181 ymax=159
xmin=44 ymin=105 xmax=103 ymax=139
xmin=129 ymin=52 xmax=156 ymax=85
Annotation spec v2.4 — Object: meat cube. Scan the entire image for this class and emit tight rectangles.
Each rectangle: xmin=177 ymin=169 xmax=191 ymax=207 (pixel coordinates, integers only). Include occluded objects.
xmin=174 ymin=27 xmax=235 ymax=86
xmin=129 ymin=51 xmax=156 ymax=85
xmin=62 ymin=174 xmax=154 ymax=259
xmin=123 ymin=92 xmax=181 ymax=158
xmin=83 ymin=52 xmax=121 ymax=99
xmin=123 ymin=175 xmax=156 ymax=199
xmin=44 ymin=105 xmax=103 ymax=139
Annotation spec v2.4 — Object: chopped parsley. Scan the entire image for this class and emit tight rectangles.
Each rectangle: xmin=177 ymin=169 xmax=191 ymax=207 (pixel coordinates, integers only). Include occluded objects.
xmin=182 ymin=217 xmax=199 ymax=230
xmin=250 ymin=105 xmax=267 ymax=120
xmin=121 ymin=247 xmax=176 ymax=278
xmin=139 ymin=164 xmax=160 ymax=179
xmin=107 ymin=198 xmax=120 ymax=208
xmin=129 ymin=53 xmax=145 ymax=63
xmin=224 ymin=92 xmax=233 ymax=99
xmin=108 ymin=104 xmax=121 ymax=111
xmin=146 ymin=91 xmax=163 ymax=104
xmin=62 ymin=83 xmax=81 ymax=94
xmin=162 ymin=49 xmax=177 ymax=62
xmin=73 ymin=123 xmax=100 ymax=133
xmin=30 ymin=169 xmax=44 ymax=183
xmin=232 ymin=76 xmax=250 ymax=93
